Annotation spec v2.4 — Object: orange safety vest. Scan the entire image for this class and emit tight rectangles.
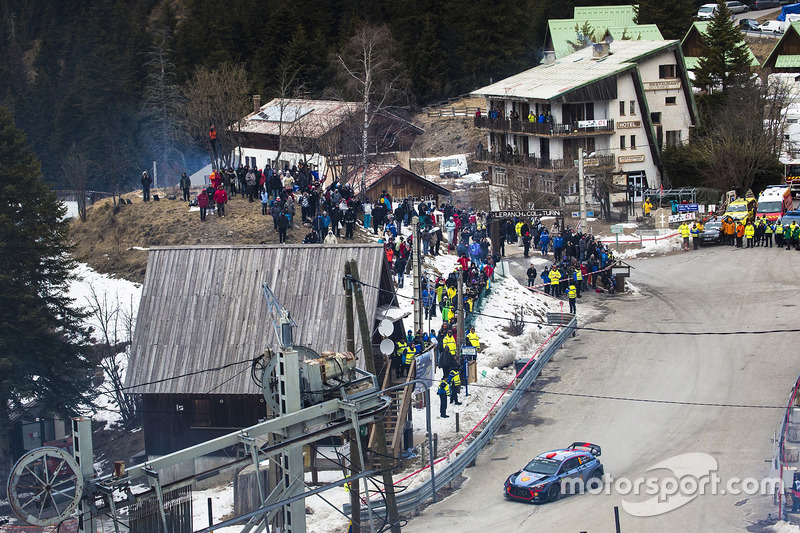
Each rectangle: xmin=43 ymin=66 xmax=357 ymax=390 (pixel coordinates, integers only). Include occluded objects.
xmin=209 ymin=127 xmax=217 ymax=140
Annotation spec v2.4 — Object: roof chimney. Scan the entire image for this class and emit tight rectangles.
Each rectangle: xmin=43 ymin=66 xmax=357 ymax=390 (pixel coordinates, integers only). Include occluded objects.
xmin=253 ymin=94 xmax=261 ymax=113
xmin=592 ymin=43 xmax=610 ymax=59
xmin=542 ymin=51 xmax=556 ymax=65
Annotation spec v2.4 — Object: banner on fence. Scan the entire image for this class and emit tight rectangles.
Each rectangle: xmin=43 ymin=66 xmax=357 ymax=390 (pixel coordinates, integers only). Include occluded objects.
xmin=415 ymin=348 xmax=435 ymax=394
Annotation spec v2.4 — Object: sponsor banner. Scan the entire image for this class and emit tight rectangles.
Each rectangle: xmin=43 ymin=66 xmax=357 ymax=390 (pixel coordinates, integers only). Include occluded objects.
xmin=669 ymin=212 xmax=695 ymax=223
xmin=414 ymin=348 xmax=435 ymax=394
xmin=577 ymin=119 xmax=609 ymax=128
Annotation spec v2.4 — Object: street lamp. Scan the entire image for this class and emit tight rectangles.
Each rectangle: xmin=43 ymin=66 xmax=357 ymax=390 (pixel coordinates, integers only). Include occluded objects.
xmin=578 ymin=150 xmax=596 ymax=223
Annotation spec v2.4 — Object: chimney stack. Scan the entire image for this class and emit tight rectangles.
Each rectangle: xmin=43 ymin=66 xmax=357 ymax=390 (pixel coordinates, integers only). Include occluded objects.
xmin=592 ymin=43 xmax=610 ymax=59
xmin=542 ymin=51 xmax=556 ymax=65
xmin=253 ymin=94 xmax=261 ymax=113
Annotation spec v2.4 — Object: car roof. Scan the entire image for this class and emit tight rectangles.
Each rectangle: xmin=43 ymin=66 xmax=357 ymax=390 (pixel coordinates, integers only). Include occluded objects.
xmin=535 ymin=449 xmax=591 ymax=462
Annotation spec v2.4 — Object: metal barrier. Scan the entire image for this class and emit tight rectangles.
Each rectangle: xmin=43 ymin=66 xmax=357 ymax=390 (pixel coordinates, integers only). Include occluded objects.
xmin=346 ymin=313 xmax=577 ymax=516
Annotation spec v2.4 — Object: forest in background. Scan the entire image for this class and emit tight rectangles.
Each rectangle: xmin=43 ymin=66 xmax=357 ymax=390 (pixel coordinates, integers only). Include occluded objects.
xmin=0 ymin=0 xmax=697 ymax=191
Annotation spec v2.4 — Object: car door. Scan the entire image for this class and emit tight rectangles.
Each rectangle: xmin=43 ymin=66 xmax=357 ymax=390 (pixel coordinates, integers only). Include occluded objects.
xmin=559 ymin=457 xmax=582 ymax=495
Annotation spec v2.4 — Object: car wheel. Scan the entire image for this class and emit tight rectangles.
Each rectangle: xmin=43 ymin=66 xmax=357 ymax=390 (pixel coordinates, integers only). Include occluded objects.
xmin=586 ymin=470 xmax=604 ymax=492
xmin=547 ymin=484 xmax=561 ymax=502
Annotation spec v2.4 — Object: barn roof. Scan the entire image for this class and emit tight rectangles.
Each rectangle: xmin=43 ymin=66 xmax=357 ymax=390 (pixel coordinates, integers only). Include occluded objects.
xmin=125 ymin=244 xmax=393 ymax=395
xmin=348 ymin=165 xmax=451 ymax=196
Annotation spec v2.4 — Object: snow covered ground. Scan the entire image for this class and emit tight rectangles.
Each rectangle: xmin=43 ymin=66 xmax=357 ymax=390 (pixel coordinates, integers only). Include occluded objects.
xmin=67 ymin=263 xmax=142 ymax=429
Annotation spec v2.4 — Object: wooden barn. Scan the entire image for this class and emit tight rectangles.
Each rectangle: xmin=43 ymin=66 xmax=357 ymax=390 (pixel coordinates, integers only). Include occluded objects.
xmin=681 ymin=21 xmax=759 ymax=72
xmin=125 ymin=244 xmax=403 ymax=467
xmin=352 ymin=164 xmax=451 ymax=205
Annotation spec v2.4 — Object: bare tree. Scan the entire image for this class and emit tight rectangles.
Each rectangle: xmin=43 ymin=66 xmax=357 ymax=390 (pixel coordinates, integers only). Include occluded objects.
xmin=85 ymin=286 xmax=139 ymax=428
xmin=183 ymin=63 xmax=250 ymax=170
xmin=335 ymin=24 xmax=408 ymax=192
xmin=60 ymin=143 xmax=93 ymax=221
xmin=142 ymin=25 xmax=187 ymax=183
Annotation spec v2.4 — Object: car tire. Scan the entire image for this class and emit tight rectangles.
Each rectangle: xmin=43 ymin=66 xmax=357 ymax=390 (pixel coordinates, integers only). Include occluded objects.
xmin=547 ymin=484 xmax=561 ymax=502
xmin=586 ymin=470 xmax=604 ymax=492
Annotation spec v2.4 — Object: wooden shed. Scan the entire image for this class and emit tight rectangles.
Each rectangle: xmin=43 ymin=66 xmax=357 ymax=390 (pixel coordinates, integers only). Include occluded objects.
xmin=125 ymin=244 xmax=400 ymax=457
xmin=763 ymin=22 xmax=800 ymax=73
xmin=353 ymin=165 xmax=451 ymax=205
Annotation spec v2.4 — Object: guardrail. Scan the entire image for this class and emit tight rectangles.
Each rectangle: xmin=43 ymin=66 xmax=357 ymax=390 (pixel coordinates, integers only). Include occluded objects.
xmin=345 ymin=312 xmax=577 ymax=516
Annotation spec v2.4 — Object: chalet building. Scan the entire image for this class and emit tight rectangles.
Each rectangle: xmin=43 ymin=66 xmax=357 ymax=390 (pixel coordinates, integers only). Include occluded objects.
xmin=762 ymin=23 xmax=800 ymax=161
xmin=125 ymin=244 xmax=404 ymax=479
xmin=544 ymin=5 xmax=663 ymax=61
xmin=237 ymin=97 xmax=422 ymax=185
xmin=471 ymin=39 xmax=699 ymax=211
xmin=681 ymin=22 xmax=759 ymax=74
xmin=350 ymin=164 xmax=451 ymax=205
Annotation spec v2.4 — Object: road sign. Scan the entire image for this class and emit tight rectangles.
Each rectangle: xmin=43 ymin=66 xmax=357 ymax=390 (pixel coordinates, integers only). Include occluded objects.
xmin=677 ymin=204 xmax=699 ymax=213
xmin=572 ymin=211 xmax=595 ymax=218
xmin=610 ymin=225 xmax=625 ymax=234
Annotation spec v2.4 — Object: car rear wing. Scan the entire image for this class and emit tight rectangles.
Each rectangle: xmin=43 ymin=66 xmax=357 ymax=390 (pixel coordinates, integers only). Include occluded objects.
xmin=568 ymin=442 xmax=601 ymax=457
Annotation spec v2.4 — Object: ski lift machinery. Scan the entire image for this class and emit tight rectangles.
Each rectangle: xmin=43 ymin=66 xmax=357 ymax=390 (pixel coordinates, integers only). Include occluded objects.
xmin=7 ymin=282 xmax=391 ymax=533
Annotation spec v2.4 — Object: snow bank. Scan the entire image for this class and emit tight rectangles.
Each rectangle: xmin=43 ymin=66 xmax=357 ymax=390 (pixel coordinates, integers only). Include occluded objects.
xmin=770 ymin=521 xmax=800 ymax=533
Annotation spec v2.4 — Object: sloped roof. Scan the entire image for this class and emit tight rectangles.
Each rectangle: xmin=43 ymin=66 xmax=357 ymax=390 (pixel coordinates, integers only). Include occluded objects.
xmin=472 ymin=40 xmax=678 ymax=102
xmin=764 ymin=22 xmax=800 ymax=69
xmin=350 ymin=165 xmax=451 ymax=196
xmin=682 ymin=21 xmax=760 ymax=68
xmin=775 ymin=55 xmax=800 ymax=68
xmin=239 ymin=98 xmax=360 ymax=139
xmin=126 ymin=245 xmax=392 ymax=395
xmin=546 ymin=5 xmax=659 ymax=59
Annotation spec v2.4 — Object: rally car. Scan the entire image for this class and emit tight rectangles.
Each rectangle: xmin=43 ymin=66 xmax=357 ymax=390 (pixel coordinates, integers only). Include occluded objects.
xmin=504 ymin=442 xmax=604 ymax=503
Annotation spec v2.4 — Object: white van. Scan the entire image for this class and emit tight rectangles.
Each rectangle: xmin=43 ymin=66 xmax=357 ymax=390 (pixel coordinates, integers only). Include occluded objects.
xmin=439 ymin=155 xmax=469 ymax=178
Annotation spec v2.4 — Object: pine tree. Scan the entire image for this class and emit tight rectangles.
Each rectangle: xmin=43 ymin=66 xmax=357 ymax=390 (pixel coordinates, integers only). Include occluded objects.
xmin=635 ymin=0 xmax=696 ymax=40
xmin=694 ymin=1 xmax=753 ymax=93
xmin=0 ymin=106 xmax=93 ymax=479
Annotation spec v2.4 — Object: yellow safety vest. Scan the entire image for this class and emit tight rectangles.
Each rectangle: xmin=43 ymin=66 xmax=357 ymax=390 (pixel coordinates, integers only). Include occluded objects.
xmin=575 ymin=270 xmax=583 ymax=281
xmin=443 ymin=335 xmax=457 ymax=353
xmin=679 ymin=225 xmax=690 ymax=238
xmin=549 ymin=270 xmax=561 ymax=285
xmin=438 ymin=380 xmax=450 ymax=396
xmin=745 ymin=225 xmax=754 ymax=238
xmin=776 ymin=224 xmax=784 ymax=235
xmin=404 ymin=346 xmax=415 ymax=365
xmin=467 ymin=332 xmax=480 ymax=348
xmin=449 ymin=370 xmax=461 ymax=387
xmin=568 ymin=285 xmax=577 ymax=299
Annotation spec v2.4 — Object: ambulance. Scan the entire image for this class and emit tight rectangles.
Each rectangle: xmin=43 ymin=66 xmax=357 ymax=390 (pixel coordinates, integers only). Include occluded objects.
xmin=756 ymin=185 xmax=793 ymax=222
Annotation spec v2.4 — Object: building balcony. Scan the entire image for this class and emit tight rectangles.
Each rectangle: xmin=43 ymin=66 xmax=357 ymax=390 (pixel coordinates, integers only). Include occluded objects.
xmin=477 ymin=151 xmax=615 ymax=171
xmin=474 ymin=116 xmax=615 ymax=137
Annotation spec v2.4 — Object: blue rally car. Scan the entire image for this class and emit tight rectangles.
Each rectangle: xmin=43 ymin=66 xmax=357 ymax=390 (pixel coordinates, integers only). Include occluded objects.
xmin=504 ymin=442 xmax=604 ymax=503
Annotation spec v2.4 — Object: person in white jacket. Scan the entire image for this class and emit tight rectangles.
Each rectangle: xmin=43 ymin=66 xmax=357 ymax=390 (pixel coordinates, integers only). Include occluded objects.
xmin=323 ymin=230 xmax=338 ymax=245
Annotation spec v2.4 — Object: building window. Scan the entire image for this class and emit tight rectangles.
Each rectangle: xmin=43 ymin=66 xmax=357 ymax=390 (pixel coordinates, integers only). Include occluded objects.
xmin=540 ymin=177 xmax=555 ymax=193
xmin=619 ymin=101 xmax=626 ymax=116
xmin=666 ymin=130 xmax=682 ymax=147
xmin=620 ymin=136 xmax=626 ymax=150
xmin=568 ymin=180 xmax=579 ymax=195
xmin=631 ymin=135 xmax=636 ymax=149
xmin=665 ymin=96 xmax=677 ymax=106
xmin=392 ymin=175 xmax=403 ymax=186
xmin=651 ymin=112 xmax=662 ymax=124
xmin=494 ymin=167 xmax=507 ymax=186
xmin=191 ymin=399 xmax=212 ymax=427
xmin=659 ymin=64 xmax=677 ymax=79
xmin=518 ymin=175 xmax=533 ymax=188
xmin=630 ymin=101 xmax=636 ymax=115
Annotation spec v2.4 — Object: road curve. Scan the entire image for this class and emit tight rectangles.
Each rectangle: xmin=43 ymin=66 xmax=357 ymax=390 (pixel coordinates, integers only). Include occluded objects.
xmin=404 ymin=244 xmax=800 ymax=532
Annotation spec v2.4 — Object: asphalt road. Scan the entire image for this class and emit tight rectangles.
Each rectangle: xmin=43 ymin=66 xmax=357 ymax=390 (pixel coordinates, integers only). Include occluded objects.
xmin=404 ymin=243 xmax=800 ymax=532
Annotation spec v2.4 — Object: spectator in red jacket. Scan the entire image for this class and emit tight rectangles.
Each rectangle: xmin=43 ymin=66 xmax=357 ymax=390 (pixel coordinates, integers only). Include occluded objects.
xmin=213 ymin=186 xmax=228 ymax=217
xmin=197 ymin=189 xmax=209 ymax=222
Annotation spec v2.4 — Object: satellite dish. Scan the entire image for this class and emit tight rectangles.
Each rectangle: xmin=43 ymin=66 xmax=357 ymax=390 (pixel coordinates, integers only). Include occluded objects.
xmin=378 ymin=319 xmax=394 ymax=337
xmin=605 ymin=34 xmax=614 ymax=45
xmin=380 ymin=339 xmax=395 ymax=356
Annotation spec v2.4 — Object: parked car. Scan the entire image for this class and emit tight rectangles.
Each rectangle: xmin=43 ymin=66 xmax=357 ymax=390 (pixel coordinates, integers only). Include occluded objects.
xmin=760 ymin=20 xmax=785 ymax=33
xmin=504 ymin=442 xmax=604 ymax=503
xmin=701 ymin=221 xmax=724 ymax=244
xmin=697 ymin=3 xmax=718 ymax=19
xmin=739 ymin=18 xmax=762 ymax=31
xmin=727 ymin=1 xmax=750 ymax=13
xmin=750 ymin=0 xmax=781 ymax=9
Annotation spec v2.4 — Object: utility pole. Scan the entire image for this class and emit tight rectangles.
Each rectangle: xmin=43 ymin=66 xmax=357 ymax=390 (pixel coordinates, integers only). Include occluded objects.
xmin=347 ymin=259 xmax=402 ymax=533
xmin=579 ymin=150 xmax=586 ymax=223
xmin=344 ymin=262 xmax=361 ymax=532
xmin=457 ymin=272 xmax=465 ymax=395
xmin=412 ymin=216 xmax=423 ymax=334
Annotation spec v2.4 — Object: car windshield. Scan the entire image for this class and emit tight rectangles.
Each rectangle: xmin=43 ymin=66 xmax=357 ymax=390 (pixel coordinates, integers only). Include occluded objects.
xmin=524 ymin=457 xmax=561 ymax=475
xmin=699 ymin=6 xmax=714 ymax=12
xmin=705 ymin=222 xmax=722 ymax=230
xmin=442 ymin=159 xmax=457 ymax=167
xmin=727 ymin=204 xmax=747 ymax=212
xmin=758 ymin=201 xmax=782 ymax=213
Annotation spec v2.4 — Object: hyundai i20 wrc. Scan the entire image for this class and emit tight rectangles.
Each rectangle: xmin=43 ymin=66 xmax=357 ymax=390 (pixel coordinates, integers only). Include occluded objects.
xmin=504 ymin=442 xmax=604 ymax=503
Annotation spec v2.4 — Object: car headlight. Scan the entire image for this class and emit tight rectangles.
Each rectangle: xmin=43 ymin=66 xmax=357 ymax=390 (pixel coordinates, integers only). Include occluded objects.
xmin=532 ymin=484 xmax=545 ymax=491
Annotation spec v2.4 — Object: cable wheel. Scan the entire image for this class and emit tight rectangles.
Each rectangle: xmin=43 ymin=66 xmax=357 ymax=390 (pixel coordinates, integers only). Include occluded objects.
xmin=7 ymin=447 xmax=84 ymax=526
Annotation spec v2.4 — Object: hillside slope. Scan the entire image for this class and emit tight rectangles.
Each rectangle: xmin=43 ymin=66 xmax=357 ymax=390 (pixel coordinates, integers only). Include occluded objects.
xmin=69 ymin=192 xmax=370 ymax=283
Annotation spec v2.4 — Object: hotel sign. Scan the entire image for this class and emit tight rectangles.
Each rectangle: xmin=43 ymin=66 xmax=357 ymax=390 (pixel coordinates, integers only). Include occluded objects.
xmin=618 ymin=154 xmax=646 ymax=164
xmin=644 ymin=80 xmax=681 ymax=91
xmin=617 ymin=121 xmax=641 ymax=129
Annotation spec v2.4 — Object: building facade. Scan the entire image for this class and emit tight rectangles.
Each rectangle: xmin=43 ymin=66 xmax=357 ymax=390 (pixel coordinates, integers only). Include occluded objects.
xmin=471 ymin=40 xmax=699 ymax=213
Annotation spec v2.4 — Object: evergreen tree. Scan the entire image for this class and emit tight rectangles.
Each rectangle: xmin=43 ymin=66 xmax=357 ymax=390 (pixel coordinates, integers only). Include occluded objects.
xmin=635 ymin=0 xmax=696 ymax=40
xmin=693 ymin=1 xmax=753 ymax=93
xmin=0 ymin=106 xmax=93 ymax=478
